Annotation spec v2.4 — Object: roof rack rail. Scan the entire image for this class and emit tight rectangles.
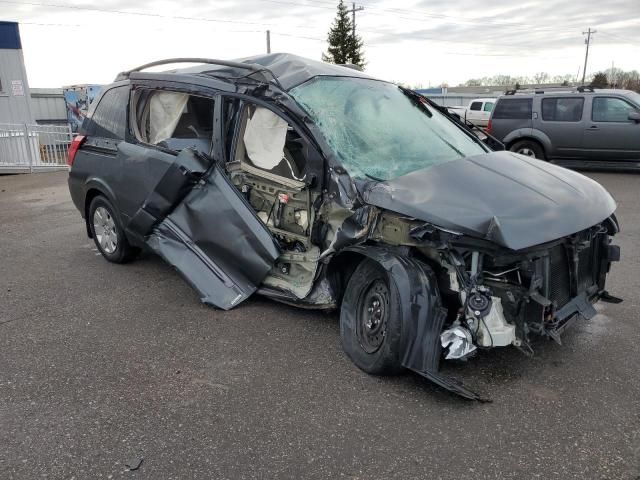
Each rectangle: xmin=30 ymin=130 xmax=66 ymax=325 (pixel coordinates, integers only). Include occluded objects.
xmin=114 ymin=58 xmax=283 ymax=88
xmin=503 ymin=85 xmax=597 ymax=96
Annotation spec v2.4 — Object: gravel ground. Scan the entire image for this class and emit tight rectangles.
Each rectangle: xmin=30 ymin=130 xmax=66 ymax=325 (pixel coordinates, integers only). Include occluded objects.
xmin=0 ymin=170 xmax=638 ymax=479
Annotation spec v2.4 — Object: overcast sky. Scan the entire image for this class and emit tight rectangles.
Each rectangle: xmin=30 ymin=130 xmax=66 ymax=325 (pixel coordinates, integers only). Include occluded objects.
xmin=3 ymin=0 xmax=639 ymax=88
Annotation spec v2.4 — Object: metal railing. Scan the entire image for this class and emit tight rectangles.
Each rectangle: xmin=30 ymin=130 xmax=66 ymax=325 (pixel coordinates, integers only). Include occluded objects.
xmin=0 ymin=123 xmax=72 ymax=173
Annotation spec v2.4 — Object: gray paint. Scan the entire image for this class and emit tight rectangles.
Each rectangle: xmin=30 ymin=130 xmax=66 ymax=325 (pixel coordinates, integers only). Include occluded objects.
xmin=30 ymin=88 xmax=67 ymax=124
xmin=490 ymin=90 xmax=640 ymax=164
xmin=147 ymin=164 xmax=281 ymax=310
xmin=167 ymin=52 xmax=374 ymax=91
xmin=362 ymin=151 xmax=617 ymax=251
xmin=0 ymin=43 xmax=35 ymax=124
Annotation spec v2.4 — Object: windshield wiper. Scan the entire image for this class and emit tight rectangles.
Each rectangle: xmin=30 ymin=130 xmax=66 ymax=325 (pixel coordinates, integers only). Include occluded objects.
xmin=398 ymin=87 xmax=433 ymax=117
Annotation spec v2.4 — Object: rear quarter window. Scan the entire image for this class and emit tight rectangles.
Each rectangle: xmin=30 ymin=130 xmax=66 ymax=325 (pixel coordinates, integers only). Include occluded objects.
xmin=541 ymin=97 xmax=584 ymax=121
xmin=469 ymin=101 xmax=482 ymax=111
xmin=82 ymin=86 xmax=129 ymax=139
xmin=492 ymin=98 xmax=532 ymax=119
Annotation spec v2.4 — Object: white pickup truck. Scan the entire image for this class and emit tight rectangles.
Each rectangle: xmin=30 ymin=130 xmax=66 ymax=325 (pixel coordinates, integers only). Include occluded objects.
xmin=447 ymin=98 xmax=495 ymax=127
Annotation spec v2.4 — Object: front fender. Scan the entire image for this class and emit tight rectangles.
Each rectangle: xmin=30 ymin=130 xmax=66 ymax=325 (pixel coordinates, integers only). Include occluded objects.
xmin=341 ymin=246 xmax=445 ymax=371
xmin=340 ymin=246 xmax=485 ymax=400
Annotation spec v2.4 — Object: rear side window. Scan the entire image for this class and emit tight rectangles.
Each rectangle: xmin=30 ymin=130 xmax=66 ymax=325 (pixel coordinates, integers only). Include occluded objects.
xmin=542 ymin=97 xmax=584 ymax=122
xmin=83 ymin=86 xmax=129 ymax=139
xmin=592 ymin=97 xmax=637 ymax=122
xmin=492 ymin=98 xmax=532 ymax=119
xmin=132 ymin=89 xmax=215 ymax=156
xmin=469 ymin=101 xmax=482 ymax=111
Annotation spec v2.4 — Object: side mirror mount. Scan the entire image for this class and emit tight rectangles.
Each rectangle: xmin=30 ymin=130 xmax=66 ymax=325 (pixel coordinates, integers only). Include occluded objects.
xmin=628 ymin=111 xmax=640 ymax=123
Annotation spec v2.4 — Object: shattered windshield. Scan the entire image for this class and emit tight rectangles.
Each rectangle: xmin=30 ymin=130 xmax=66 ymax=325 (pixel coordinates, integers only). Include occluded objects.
xmin=290 ymin=77 xmax=487 ymax=181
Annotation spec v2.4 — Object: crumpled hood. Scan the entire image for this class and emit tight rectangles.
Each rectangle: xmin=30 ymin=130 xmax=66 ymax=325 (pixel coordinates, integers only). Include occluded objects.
xmin=361 ymin=151 xmax=617 ymax=250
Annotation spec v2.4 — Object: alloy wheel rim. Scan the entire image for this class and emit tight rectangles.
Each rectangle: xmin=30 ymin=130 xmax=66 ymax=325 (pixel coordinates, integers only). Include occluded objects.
xmin=518 ymin=147 xmax=536 ymax=157
xmin=93 ymin=206 xmax=118 ymax=254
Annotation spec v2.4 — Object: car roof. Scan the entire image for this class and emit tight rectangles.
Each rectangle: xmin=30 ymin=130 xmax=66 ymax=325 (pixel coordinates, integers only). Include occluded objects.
xmin=119 ymin=53 xmax=376 ymax=92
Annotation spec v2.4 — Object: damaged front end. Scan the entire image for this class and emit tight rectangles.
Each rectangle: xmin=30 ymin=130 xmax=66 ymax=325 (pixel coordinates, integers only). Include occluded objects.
xmin=356 ymin=206 xmax=621 ymax=399
xmin=433 ymin=217 xmax=621 ymax=359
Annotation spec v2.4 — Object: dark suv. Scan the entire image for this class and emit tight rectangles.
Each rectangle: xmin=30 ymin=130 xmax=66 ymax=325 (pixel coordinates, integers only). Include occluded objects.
xmin=487 ymin=87 xmax=640 ymax=169
xmin=68 ymin=54 xmax=621 ymax=400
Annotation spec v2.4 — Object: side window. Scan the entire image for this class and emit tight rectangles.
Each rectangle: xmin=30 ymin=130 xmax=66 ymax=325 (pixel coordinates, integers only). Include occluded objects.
xmin=83 ymin=86 xmax=129 ymax=139
xmin=592 ymin=97 xmax=637 ymax=122
xmin=133 ymin=89 xmax=215 ymax=155
xmin=235 ymin=104 xmax=306 ymax=182
xmin=492 ymin=98 xmax=532 ymax=119
xmin=483 ymin=102 xmax=494 ymax=112
xmin=469 ymin=101 xmax=482 ymax=111
xmin=541 ymin=97 xmax=584 ymax=122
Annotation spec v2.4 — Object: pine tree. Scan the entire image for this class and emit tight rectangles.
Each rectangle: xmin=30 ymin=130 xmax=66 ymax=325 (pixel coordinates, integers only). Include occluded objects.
xmin=590 ymin=72 xmax=609 ymax=88
xmin=322 ymin=1 xmax=365 ymax=69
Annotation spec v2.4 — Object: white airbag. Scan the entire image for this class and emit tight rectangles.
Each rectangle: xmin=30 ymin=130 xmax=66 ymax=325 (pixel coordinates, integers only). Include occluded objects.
xmin=243 ymin=107 xmax=287 ymax=169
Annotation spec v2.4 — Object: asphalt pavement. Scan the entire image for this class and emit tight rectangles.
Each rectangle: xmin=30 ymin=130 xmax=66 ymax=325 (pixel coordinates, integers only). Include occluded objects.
xmin=0 ymin=170 xmax=638 ymax=479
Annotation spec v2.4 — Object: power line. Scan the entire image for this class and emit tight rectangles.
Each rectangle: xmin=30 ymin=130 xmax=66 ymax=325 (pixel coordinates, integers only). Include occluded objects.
xmin=0 ymin=0 xmax=285 ymax=27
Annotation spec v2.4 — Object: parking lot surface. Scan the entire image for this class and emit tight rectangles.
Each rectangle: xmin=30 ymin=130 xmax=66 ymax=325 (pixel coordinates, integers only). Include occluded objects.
xmin=1 ymin=170 xmax=638 ymax=479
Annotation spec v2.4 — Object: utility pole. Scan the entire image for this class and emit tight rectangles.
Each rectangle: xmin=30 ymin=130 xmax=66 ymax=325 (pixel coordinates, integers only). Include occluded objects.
xmin=266 ymin=30 xmax=271 ymax=54
xmin=581 ymin=28 xmax=596 ymax=85
xmin=348 ymin=2 xmax=364 ymax=37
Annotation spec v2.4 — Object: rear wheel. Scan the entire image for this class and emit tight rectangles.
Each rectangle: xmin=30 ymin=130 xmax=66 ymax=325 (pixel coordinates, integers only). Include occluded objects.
xmin=340 ymin=259 xmax=403 ymax=375
xmin=88 ymin=196 xmax=138 ymax=263
xmin=510 ymin=139 xmax=545 ymax=159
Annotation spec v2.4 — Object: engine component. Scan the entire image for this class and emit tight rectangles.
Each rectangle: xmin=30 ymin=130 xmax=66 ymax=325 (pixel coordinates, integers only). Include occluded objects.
xmin=471 ymin=296 xmax=516 ymax=347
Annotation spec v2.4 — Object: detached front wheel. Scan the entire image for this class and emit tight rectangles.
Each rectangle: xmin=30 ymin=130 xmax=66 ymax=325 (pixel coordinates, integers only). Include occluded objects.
xmin=340 ymin=259 xmax=403 ymax=375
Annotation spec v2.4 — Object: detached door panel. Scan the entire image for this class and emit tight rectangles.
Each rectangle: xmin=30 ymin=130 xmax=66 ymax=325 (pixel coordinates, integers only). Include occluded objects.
xmin=118 ymin=141 xmax=176 ymax=221
xmin=147 ymin=162 xmax=281 ymax=310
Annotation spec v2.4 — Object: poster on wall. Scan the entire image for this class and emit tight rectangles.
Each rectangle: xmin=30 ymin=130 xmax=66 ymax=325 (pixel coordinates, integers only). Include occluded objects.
xmin=11 ymin=80 xmax=24 ymax=96
xmin=63 ymin=84 xmax=103 ymax=133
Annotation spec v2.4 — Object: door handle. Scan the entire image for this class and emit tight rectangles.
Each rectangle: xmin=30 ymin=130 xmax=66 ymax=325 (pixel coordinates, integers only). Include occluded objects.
xmin=588 ymin=125 xmax=599 ymax=130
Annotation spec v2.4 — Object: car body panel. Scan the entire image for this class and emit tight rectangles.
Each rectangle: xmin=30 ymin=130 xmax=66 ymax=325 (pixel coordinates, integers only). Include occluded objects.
xmin=582 ymin=95 xmax=640 ymax=161
xmin=362 ymin=151 xmax=616 ymax=251
xmin=146 ymin=162 xmax=281 ymax=310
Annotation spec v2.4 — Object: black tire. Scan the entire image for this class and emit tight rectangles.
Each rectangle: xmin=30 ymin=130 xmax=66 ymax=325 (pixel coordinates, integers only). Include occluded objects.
xmin=340 ymin=259 xmax=403 ymax=375
xmin=510 ymin=139 xmax=545 ymax=160
xmin=88 ymin=195 xmax=138 ymax=263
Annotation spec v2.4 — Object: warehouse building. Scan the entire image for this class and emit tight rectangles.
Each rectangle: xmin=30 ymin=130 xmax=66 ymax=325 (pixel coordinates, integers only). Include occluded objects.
xmin=0 ymin=21 xmax=69 ymax=173
xmin=0 ymin=21 xmax=35 ymax=124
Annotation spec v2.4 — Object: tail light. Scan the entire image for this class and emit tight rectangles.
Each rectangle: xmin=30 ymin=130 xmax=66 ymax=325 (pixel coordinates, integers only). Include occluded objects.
xmin=67 ymin=135 xmax=86 ymax=167
xmin=485 ymin=119 xmax=492 ymax=135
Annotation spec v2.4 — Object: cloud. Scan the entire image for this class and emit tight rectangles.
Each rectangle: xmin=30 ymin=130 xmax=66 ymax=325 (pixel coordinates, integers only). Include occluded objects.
xmin=2 ymin=0 xmax=638 ymax=87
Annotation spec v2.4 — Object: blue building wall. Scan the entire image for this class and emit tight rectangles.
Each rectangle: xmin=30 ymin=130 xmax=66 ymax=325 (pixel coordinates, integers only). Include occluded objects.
xmin=0 ymin=21 xmax=35 ymax=124
xmin=0 ymin=21 xmax=22 ymax=49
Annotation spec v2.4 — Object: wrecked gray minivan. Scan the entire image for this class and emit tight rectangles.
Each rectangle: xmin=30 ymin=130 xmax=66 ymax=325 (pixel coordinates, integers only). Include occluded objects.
xmin=68 ymin=54 xmax=621 ymax=399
